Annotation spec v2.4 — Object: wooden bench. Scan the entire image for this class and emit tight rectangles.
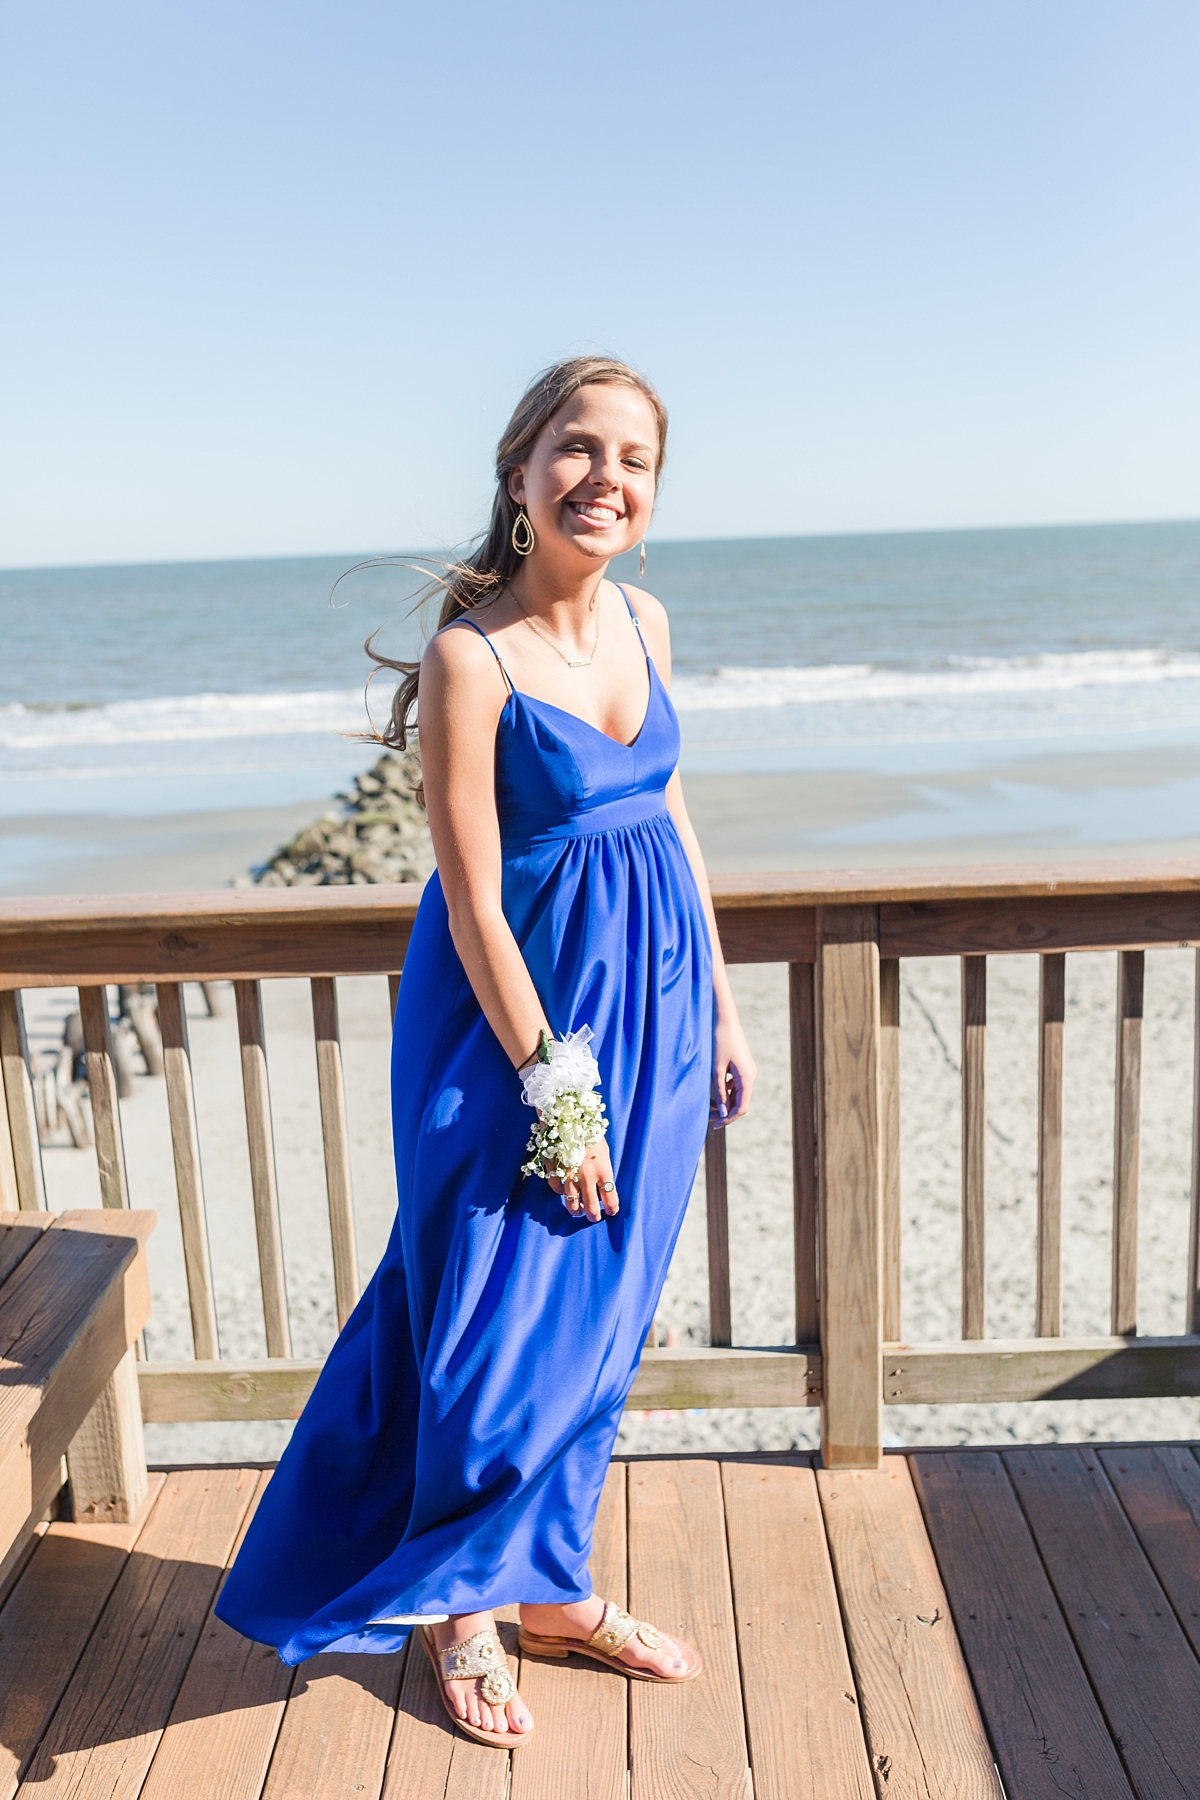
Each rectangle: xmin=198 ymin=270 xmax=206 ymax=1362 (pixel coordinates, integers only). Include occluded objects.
xmin=0 ymin=1208 xmax=154 ymax=1590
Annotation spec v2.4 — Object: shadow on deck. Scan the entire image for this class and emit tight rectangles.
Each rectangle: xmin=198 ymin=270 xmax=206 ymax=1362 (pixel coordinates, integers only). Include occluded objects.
xmin=3 ymin=1446 xmax=1199 ymax=1799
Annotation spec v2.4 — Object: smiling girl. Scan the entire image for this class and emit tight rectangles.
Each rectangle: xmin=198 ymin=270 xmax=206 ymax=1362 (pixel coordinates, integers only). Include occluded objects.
xmin=216 ymin=357 xmax=756 ymax=1751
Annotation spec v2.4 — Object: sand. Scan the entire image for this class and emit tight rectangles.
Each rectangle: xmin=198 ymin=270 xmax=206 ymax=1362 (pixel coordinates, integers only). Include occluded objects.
xmin=22 ymin=945 xmax=1200 ymax=1467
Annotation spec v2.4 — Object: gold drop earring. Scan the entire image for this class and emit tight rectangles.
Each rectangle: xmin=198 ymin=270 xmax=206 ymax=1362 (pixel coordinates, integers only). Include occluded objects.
xmin=639 ymin=539 xmax=646 ymax=578
xmin=511 ymin=509 xmax=536 ymax=556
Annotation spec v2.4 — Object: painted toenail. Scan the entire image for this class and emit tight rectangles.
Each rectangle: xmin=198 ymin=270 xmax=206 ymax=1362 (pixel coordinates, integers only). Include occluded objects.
xmin=672 ymin=1657 xmax=683 ymax=1667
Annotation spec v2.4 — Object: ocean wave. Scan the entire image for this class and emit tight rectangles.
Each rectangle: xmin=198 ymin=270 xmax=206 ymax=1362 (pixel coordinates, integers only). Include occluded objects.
xmin=670 ymin=648 xmax=1200 ymax=711
xmin=0 ymin=688 xmax=366 ymax=749
xmin=4 ymin=648 xmax=1200 ymax=748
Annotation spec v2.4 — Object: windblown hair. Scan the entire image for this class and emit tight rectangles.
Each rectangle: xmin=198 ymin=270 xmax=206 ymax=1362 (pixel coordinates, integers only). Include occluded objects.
xmin=362 ymin=356 xmax=668 ymax=751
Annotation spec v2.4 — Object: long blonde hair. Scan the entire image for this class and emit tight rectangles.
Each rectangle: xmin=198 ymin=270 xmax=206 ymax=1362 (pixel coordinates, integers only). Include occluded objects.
xmin=363 ymin=356 xmax=668 ymax=750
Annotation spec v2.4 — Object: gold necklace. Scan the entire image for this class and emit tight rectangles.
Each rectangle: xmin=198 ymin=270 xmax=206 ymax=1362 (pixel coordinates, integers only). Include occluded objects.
xmin=512 ymin=594 xmax=601 ymax=669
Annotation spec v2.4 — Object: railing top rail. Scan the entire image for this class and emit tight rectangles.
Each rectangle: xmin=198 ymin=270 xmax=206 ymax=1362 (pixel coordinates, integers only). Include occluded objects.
xmin=4 ymin=855 xmax=1200 ymax=939
xmin=708 ymin=858 xmax=1200 ymax=909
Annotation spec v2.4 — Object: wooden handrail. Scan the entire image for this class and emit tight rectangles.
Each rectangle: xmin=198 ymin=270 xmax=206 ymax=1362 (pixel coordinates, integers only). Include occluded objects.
xmin=5 ymin=862 xmax=1200 ymax=1473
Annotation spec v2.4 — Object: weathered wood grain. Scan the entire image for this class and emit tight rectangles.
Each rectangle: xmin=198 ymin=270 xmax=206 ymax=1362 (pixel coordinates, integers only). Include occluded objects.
xmin=881 ymin=888 xmax=1200 ymax=958
xmin=627 ymin=1459 xmax=751 ymax=1800
xmin=817 ymin=906 xmax=883 ymax=1470
xmin=0 ymin=1213 xmax=151 ymax=1565
xmin=136 ymin=1345 xmax=825 ymax=1422
xmin=139 ymin=1471 xmax=294 ymax=1800
xmin=8 ymin=866 xmax=1200 ymax=989
xmin=310 ymin=978 xmax=359 ymax=1328
xmin=722 ymin=1459 xmax=874 ymax=1799
xmin=1037 ymin=953 xmax=1065 ymax=1338
xmin=0 ymin=1215 xmax=52 ymax=1287
xmin=715 ymin=905 xmax=816 ymax=964
xmin=705 ymin=1125 xmax=732 ymax=1348
xmin=15 ymin=1466 xmax=256 ymax=1800
xmin=0 ymin=994 xmax=46 ymax=1213
xmin=960 ymin=956 xmax=986 ymax=1340
xmin=511 ymin=1462 xmax=628 ymax=1800
xmin=265 ymin=1652 xmax=403 ymax=1799
xmin=789 ymin=961 xmax=819 ymax=1343
xmin=1097 ymin=1445 xmax=1200 ymax=1660
xmin=77 ymin=984 xmax=128 ymax=1208
xmin=157 ymin=982 xmax=220 ymax=1358
xmin=911 ymin=1452 xmax=1133 ymax=1799
xmin=233 ymin=980 xmax=291 ymax=1358
xmin=1112 ymin=950 xmax=1144 ymax=1337
xmin=883 ymin=1335 xmax=1200 ymax=1403
xmin=65 ymin=1345 xmax=148 ymax=1525
xmin=1005 ymin=1444 xmax=1200 ymax=1799
xmin=0 ymin=1079 xmax=16 ymax=1214
xmin=0 ymin=1473 xmax=165 ymax=1800
xmin=816 ymin=1457 xmax=1003 ymax=1798
xmin=879 ymin=958 xmax=902 ymax=1344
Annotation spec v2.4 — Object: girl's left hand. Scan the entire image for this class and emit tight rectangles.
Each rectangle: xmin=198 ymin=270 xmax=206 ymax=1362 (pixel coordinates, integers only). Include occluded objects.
xmin=712 ymin=1015 xmax=755 ymax=1127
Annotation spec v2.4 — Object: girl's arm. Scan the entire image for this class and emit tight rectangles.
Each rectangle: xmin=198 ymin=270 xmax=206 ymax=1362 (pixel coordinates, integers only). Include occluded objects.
xmin=418 ymin=625 xmax=548 ymax=1069
xmin=417 ymin=624 xmax=619 ymax=1218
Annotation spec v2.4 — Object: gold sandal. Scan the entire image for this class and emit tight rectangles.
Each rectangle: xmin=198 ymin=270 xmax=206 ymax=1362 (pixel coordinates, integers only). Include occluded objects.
xmin=418 ymin=1625 xmax=534 ymax=1749
xmin=517 ymin=1600 xmax=703 ymax=1682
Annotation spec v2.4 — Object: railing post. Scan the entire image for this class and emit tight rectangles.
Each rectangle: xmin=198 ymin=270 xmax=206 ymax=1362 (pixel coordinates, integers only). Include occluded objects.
xmin=788 ymin=961 xmax=819 ymax=1345
xmin=0 ymin=990 xmax=48 ymax=1211
xmin=816 ymin=905 xmax=883 ymax=1470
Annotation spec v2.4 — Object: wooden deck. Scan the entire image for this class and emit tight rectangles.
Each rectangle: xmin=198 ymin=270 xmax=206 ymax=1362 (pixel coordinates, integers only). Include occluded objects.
xmin=2 ymin=1448 xmax=1199 ymax=1799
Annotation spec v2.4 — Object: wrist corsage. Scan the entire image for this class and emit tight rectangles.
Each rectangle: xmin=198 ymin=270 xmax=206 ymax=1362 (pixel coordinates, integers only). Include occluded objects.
xmin=519 ymin=1026 xmax=608 ymax=1182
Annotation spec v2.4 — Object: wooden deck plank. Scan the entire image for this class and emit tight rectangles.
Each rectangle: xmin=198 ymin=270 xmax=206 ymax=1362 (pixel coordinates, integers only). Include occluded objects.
xmin=911 ymin=1452 xmax=1134 ymax=1800
xmin=139 ymin=1470 xmax=294 ymax=1800
xmin=722 ymin=1459 xmax=874 ymax=1800
xmin=0 ymin=1473 xmax=165 ymax=1800
xmin=15 ymin=1466 xmax=256 ymax=1800
xmin=816 ymin=1457 xmax=1003 ymax=1798
xmin=0 ymin=1216 xmax=52 ymax=1289
xmin=627 ymin=1459 xmax=750 ymax=1800
xmin=262 ymin=1649 xmax=404 ymax=1800
xmin=511 ymin=1461 xmax=629 ymax=1800
xmin=1004 ymin=1445 xmax=1200 ymax=1800
xmin=1097 ymin=1445 xmax=1200 ymax=1660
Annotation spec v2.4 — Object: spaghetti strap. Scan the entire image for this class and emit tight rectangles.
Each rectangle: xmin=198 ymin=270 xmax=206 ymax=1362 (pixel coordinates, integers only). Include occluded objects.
xmin=614 ymin=584 xmax=650 ymax=661
xmin=456 ymin=614 xmax=514 ymax=693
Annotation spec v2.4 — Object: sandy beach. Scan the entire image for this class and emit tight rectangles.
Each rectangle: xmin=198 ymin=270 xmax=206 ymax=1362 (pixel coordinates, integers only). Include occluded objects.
xmin=15 ymin=764 xmax=1200 ymax=1464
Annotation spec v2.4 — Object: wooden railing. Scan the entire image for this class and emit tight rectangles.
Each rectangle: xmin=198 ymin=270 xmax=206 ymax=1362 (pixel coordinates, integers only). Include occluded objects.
xmin=3 ymin=861 xmax=1200 ymax=1470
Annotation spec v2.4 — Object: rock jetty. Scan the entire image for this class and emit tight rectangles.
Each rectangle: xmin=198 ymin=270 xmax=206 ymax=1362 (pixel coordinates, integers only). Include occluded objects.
xmin=246 ymin=749 xmax=434 ymax=887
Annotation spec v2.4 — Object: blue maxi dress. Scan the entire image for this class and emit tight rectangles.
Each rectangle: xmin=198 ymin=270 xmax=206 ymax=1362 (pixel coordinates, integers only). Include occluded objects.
xmin=216 ymin=592 xmax=713 ymax=1664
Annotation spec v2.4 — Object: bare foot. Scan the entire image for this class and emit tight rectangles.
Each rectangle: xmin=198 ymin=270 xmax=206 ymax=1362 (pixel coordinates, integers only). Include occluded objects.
xmin=519 ymin=1597 xmax=697 ymax=1678
xmin=431 ymin=1612 xmax=533 ymax=1738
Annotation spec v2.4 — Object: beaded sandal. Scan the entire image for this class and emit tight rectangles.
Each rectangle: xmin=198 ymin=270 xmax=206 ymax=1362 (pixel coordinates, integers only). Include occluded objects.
xmin=418 ymin=1625 xmax=534 ymax=1749
xmin=517 ymin=1600 xmax=703 ymax=1682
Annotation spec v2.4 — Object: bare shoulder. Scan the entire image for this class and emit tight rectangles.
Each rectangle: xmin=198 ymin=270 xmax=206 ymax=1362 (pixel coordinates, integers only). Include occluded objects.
xmin=421 ymin=614 xmax=508 ymax=698
xmin=612 ymin=581 xmax=671 ymax=665
xmin=614 ymin=581 xmax=668 ymax=628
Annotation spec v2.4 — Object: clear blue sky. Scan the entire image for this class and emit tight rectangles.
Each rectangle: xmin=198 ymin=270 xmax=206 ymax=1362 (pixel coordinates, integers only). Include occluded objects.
xmin=1 ymin=1 xmax=1196 ymax=567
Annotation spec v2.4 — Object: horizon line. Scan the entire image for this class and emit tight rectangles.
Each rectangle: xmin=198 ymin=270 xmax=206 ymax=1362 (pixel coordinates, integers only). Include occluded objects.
xmin=3 ymin=512 xmax=1198 ymax=578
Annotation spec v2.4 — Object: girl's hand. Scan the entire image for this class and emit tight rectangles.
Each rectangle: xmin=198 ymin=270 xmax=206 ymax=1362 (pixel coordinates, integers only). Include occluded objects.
xmin=547 ymin=1141 xmax=619 ymax=1222
xmin=712 ymin=1015 xmax=755 ymax=1127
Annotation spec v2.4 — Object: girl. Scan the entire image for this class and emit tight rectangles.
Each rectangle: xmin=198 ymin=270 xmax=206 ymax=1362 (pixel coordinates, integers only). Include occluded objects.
xmin=216 ymin=356 xmax=756 ymax=1751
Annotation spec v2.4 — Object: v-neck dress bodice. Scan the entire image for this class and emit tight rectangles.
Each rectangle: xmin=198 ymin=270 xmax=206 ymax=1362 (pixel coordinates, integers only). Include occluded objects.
xmin=217 ymin=599 xmax=713 ymax=1665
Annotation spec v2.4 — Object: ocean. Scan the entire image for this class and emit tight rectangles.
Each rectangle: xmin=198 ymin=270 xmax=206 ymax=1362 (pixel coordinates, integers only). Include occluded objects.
xmin=3 ymin=520 xmax=1200 ymax=880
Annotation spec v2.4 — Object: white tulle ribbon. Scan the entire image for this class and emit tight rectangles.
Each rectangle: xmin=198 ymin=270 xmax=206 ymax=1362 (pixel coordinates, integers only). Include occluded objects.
xmin=519 ymin=1026 xmax=608 ymax=1182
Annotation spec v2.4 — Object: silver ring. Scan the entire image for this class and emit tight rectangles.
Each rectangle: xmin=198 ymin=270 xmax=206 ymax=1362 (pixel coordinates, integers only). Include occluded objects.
xmin=601 ymin=1182 xmax=615 ymax=1193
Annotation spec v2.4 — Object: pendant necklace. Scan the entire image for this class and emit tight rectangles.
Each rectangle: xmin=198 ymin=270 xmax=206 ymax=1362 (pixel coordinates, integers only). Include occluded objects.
xmin=513 ymin=593 xmax=601 ymax=668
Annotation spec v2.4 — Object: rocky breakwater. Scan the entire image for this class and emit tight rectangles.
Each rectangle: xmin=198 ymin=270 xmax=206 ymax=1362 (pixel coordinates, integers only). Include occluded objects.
xmin=246 ymin=749 xmax=434 ymax=887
